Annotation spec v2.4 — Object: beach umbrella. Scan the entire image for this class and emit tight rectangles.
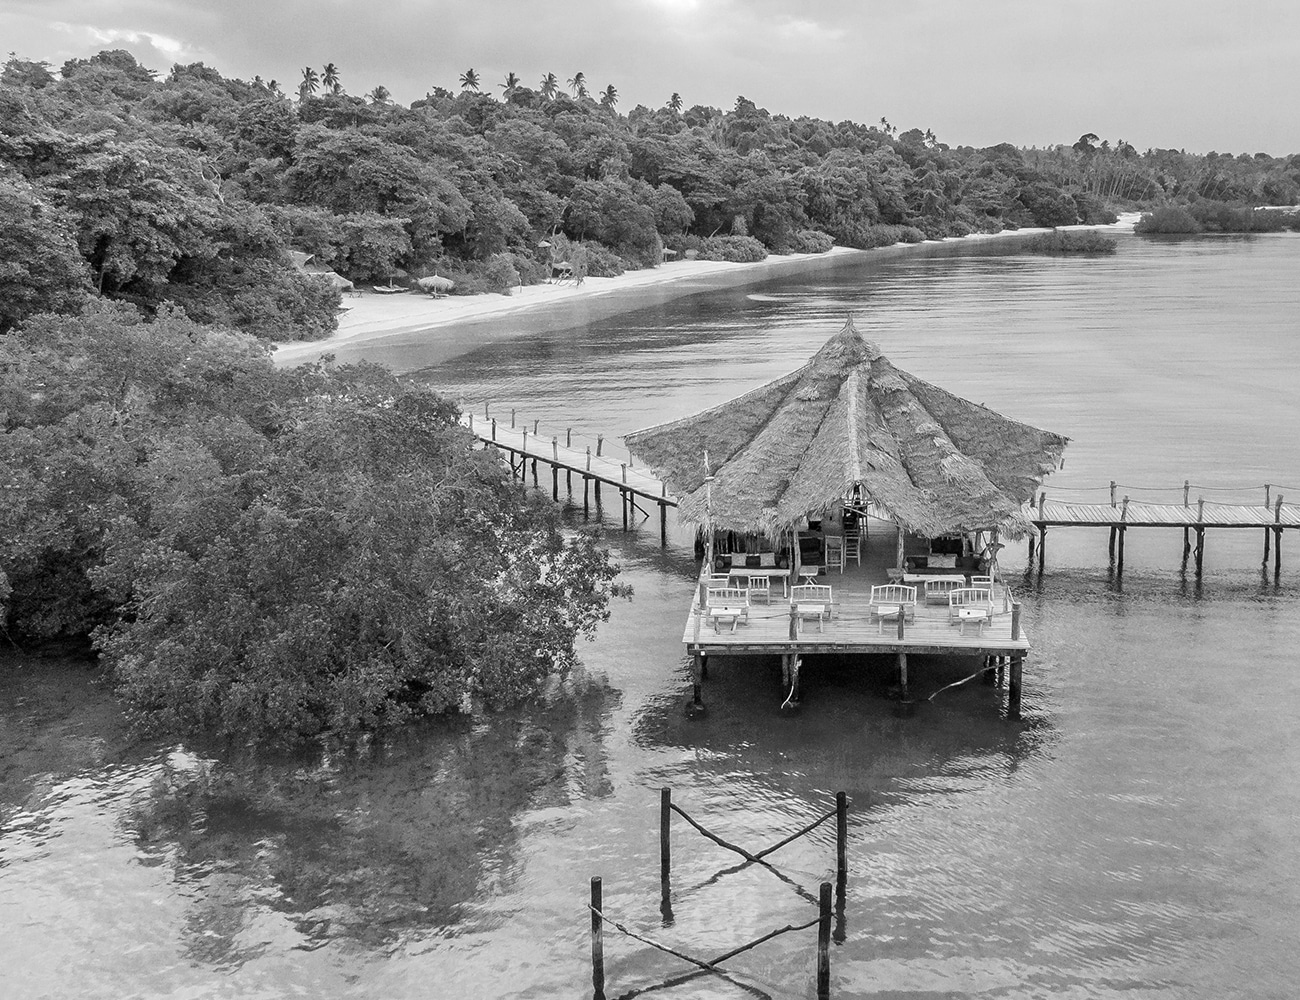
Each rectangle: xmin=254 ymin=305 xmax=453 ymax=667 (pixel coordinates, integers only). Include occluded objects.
xmin=624 ymin=316 xmax=1068 ymax=540
xmin=417 ymin=274 xmax=455 ymax=294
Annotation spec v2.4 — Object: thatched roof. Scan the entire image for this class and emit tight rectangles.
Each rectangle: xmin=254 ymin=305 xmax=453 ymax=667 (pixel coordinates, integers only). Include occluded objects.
xmin=624 ymin=317 xmax=1067 ymax=538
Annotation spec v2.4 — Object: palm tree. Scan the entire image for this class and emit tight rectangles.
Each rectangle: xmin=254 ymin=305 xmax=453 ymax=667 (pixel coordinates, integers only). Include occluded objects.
xmin=368 ymin=85 xmax=390 ymax=104
xmin=667 ymin=92 xmax=683 ymax=113
xmin=298 ymin=66 xmax=319 ymax=100
xmin=600 ymin=84 xmax=618 ymax=110
xmin=567 ymin=71 xmax=587 ymax=99
xmin=499 ymin=71 xmax=520 ymax=100
xmin=539 ymin=72 xmax=559 ymax=99
xmin=459 ymin=67 xmax=480 ymax=91
xmin=321 ymin=62 xmax=340 ymax=92
xmin=268 ymin=79 xmax=281 ymax=96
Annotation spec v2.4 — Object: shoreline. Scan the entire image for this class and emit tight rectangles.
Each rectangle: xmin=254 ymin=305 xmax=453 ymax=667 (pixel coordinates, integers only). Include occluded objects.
xmin=272 ymin=215 xmax=1140 ymax=371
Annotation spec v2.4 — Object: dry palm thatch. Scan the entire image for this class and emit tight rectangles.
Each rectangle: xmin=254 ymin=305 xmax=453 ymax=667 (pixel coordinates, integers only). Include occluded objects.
xmin=624 ymin=317 xmax=1067 ymax=539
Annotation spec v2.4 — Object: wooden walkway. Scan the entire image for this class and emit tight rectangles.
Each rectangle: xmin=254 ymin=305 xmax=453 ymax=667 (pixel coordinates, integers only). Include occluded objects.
xmin=461 ymin=409 xmax=675 ymax=535
xmin=1028 ymin=491 xmax=1295 ymax=579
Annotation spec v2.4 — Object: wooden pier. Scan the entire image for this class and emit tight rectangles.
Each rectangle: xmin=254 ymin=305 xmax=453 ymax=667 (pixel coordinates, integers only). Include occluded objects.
xmin=462 ymin=408 xmax=676 ymax=539
xmin=1028 ymin=485 xmax=1296 ymax=580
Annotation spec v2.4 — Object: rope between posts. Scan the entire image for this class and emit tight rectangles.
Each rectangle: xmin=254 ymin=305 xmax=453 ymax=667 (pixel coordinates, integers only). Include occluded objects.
xmin=590 ymin=904 xmax=816 ymax=985
xmin=753 ymin=808 xmax=838 ymax=860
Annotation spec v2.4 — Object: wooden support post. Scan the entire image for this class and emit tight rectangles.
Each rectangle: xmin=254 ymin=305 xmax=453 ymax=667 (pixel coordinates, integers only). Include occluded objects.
xmin=1027 ymin=532 xmax=1035 ymax=571
xmin=1110 ymin=481 xmax=1117 ymax=507
xmin=897 ymin=604 xmax=905 ymax=640
xmin=789 ymin=655 xmax=801 ymax=703
xmin=597 ymin=434 xmax=604 ymax=457
xmin=788 ymin=604 xmax=799 ymax=641
xmin=781 ymin=653 xmax=791 ymax=686
xmin=895 ymin=524 xmax=905 ymax=571
xmin=1108 ymin=526 xmax=1116 ymax=559
xmin=660 ymin=485 xmax=669 ymax=546
xmin=817 ymin=881 xmax=832 ymax=1000
xmin=595 ymin=481 xmax=601 ymax=508
xmin=1183 ymin=527 xmax=1191 ymax=561
xmin=691 ymin=651 xmax=704 ymax=708
xmin=621 ymin=489 xmax=628 ymax=531
xmin=1195 ymin=527 xmax=1205 ymax=577
xmin=1276 ymin=495 xmax=1284 ymax=579
xmin=1008 ymin=655 xmax=1023 ymax=719
xmin=897 ymin=650 xmax=908 ymax=699
xmin=490 ymin=417 xmax=497 ymax=441
xmin=1183 ymin=480 xmax=1190 ymax=507
xmin=1037 ymin=525 xmax=1046 ymax=573
xmin=1011 ymin=600 xmax=1021 ymax=641
xmin=583 ymin=476 xmax=590 ymax=515
xmin=553 ymin=465 xmax=559 ymax=500
xmin=660 ymin=788 xmax=671 ymax=881
xmin=835 ymin=792 xmax=848 ymax=884
xmin=590 ymin=876 xmax=605 ymax=1000
xmin=1116 ymin=527 xmax=1125 ymax=580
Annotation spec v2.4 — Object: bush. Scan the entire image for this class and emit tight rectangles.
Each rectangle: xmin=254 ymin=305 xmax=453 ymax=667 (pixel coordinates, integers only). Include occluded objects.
xmin=1022 ymin=231 xmax=1118 ymax=254
xmin=581 ymin=241 xmax=628 ymax=277
xmin=1072 ymin=192 xmax=1119 ymax=226
xmin=1189 ymin=201 xmax=1291 ymax=233
xmin=697 ymin=235 xmax=768 ymax=263
xmin=483 ymin=254 xmax=521 ymax=294
xmin=791 ymin=229 xmax=834 ymax=254
xmin=664 ymin=233 xmax=704 ymax=256
xmin=1135 ymin=206 xmax=1203 ymax=234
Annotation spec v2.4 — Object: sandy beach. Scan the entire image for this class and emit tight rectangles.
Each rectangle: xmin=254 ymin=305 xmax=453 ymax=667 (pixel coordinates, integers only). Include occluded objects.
xmin=272 ymin=217 xmax=1140 ymax=370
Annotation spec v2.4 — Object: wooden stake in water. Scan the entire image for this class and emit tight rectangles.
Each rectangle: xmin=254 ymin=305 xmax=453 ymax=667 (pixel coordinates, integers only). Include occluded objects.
xmin=660 ymin=788 xmax=671 ymax=881
xmin=817 ymin=881 xmax=832 ymax=999
xmin=590 ymin=877 xmax=605 ymax=1000
xmin=835 ymin=792 xmax=847 ymax=884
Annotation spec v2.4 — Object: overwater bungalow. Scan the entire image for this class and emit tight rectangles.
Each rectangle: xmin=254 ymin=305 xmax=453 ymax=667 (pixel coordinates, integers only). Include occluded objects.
xmin=625 ymin=317 xmax=1069 ymax=714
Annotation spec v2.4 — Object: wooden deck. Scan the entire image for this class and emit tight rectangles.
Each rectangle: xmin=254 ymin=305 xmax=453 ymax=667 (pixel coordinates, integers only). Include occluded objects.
xmin=683 ymin=560 xmax=1029 ymax=658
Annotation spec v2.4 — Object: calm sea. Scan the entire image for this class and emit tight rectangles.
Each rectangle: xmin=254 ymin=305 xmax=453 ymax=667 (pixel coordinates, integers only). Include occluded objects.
xmin=3 ymin=232 xmax=1299 ymax=999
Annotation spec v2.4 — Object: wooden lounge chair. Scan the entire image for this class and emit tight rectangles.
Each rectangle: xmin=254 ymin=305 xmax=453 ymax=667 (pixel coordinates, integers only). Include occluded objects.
xmin=706 ymin=586 xmax=750 ymax=633
xmin=868 ymin=584 xmax=917 ymax=633
xmin=790 ymin=584 xmax=833 ymax=632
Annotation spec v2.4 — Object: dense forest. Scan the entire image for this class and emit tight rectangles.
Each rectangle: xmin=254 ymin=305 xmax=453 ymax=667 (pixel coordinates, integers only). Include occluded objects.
xmin=3 ymin=49 xmax=1298 ymax=741
xmin=5 ymin=49 xmax=1297 ymax=342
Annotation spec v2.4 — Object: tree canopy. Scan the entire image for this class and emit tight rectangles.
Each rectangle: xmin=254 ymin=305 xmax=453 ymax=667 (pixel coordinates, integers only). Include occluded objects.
xmin=0 ymin=304 xmax=628 ymax=739
xmin=4 ymin=48 xmax=1297 ymax=340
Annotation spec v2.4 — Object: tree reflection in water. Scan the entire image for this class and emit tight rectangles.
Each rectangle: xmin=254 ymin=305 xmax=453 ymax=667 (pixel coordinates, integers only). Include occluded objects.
xmin=121 ymin=673 xmax=619 ymax=963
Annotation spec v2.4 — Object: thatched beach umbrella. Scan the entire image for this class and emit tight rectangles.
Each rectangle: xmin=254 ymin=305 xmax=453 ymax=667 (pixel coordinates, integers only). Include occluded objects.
xmin=625 ymin=317 xmax=1067 ymax=547
xmin=418 ymin=274 xmax=455 ymax=295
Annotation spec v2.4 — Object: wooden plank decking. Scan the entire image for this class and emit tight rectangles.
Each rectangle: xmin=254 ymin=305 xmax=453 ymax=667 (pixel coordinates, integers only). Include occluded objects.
xmin=683 ymin=582 xmax=1029 ymax=656
xmin=1034 ymin=498 xmax=1298 ymax=528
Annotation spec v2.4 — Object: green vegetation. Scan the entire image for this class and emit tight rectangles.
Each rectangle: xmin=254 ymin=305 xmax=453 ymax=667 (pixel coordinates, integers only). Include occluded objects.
xmin=0 ymin=306 xmax=627 ymax=739
xmin=1135 ymin=201 xmax=1300 ymax=234
xmin=1022 ymin=231 xmax=1118 ymax=254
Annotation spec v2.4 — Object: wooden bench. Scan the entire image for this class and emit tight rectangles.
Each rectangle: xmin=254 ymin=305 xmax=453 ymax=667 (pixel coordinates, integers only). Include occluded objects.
xmin=868 ymin=584 xmax=917 ymax=633
xmin=706 ymin=586 xmax=750 ymax=632
xmin=924 ymin=578 xmax=967 ymax=605
xmin=790 ymin=584 xmax=833 ymax=632
xmin=948 ymin=588 xmax=994 ymax=635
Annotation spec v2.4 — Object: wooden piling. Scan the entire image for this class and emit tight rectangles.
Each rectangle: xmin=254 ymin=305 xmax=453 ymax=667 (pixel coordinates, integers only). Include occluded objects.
xmin=1276 ymin=496 xmax=1285 ymax=580
xmin=897 ymin=650 xmax=908 ymax=698
xmin=590 ymin=876 xmax=605 ymax=1000
xmin=660 ymin=788 xmax=671 ymax=881
xmin=1008 ymin=655 xmax=1023 ymax=719
xmin=1037 ymin=525 xmax=1046 ymax=573
xmin=817 ymin=882 xmax=832 ymax=1000
xmin=1010 ymin=600 xmax=1021 ymax=642
xmin=835 ymin=792 xmax=847 ymax=884
xmin=660 ymin=484 xmax=669 ymax=545
xmin=621 ymin=489 xmax=628 ymax=531
xmin=1116 ymin=526 xmax=1125 ymax=580
xmin=1195 ymin=527 xmax=1205 ymax=577
xmin=691 ymin=651 xmax=704 ymax=708
xmin=1108 ymin=526 xmax=1116 ymax=559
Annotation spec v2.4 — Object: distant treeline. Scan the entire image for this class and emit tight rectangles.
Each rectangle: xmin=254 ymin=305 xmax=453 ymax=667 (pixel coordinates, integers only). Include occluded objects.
xmin=2 ymin=50 xmax=1298 ymax=340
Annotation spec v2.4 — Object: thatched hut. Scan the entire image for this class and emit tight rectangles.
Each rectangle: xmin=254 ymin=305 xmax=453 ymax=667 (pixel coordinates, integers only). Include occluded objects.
xmin=625 ymin=317 xmax=1067 ymax=571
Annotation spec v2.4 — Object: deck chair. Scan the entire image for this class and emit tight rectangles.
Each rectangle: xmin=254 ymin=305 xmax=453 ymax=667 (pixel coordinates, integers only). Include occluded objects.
xmin=706 ymin=586 xmax=750 ymax=633
xmin=743 ymin=574 xmax=771 ymax=605
xmin=790 ymin=584 xmax=833 ymax=632
xmin=868 ymin=584 xmax=917 ymax=633
xmin=948 ymin=587 xmax=994 ymax=635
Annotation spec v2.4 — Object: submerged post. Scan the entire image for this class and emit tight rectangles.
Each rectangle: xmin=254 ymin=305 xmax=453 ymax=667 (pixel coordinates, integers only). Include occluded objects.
xmin=817 ymin=881 xmax=832 ymax=1000
xmin=590 ymin=877 xmax=605 ymax=1000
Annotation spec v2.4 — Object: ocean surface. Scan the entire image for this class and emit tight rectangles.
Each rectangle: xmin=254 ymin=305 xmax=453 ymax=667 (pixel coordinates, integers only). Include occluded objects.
xmin=3 ymin=231 xmax=1299 ymax=999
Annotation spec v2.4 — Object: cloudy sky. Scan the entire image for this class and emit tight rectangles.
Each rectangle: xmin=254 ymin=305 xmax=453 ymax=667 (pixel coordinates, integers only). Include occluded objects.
xmin=3 ymin=0 xmax=1298 ymax=153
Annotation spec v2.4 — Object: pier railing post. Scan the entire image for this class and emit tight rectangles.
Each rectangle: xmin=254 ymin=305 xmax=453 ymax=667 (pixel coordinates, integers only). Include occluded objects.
xmin=491 ymin=417 xmax=497 ymax=441
xmin=1010 ymin=600 xmax=1021 ymax=641
xmin=1110 ymin=481 xmax=1116 ymax=507
xmin=591 ymin=877 xmax=605 ymax=1000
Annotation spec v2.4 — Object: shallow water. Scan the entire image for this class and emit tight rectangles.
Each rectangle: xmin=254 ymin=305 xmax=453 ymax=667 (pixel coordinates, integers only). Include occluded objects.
xmin=4 ymin=233 xmax=1300 ymax=999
